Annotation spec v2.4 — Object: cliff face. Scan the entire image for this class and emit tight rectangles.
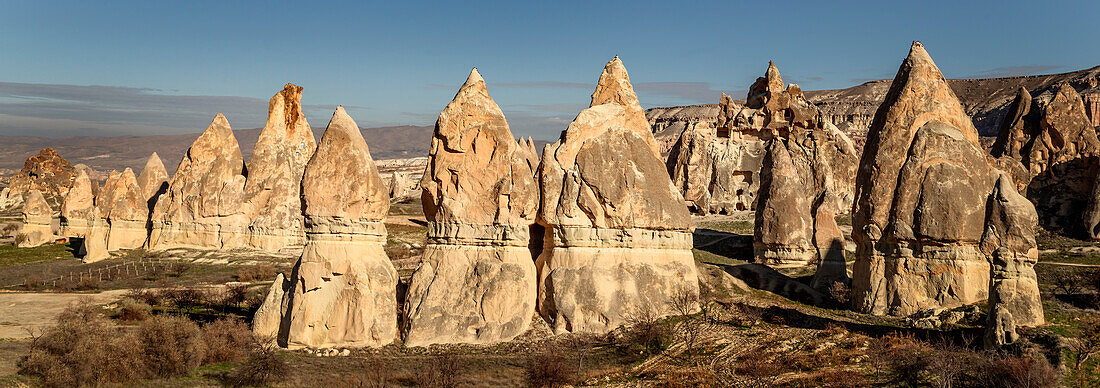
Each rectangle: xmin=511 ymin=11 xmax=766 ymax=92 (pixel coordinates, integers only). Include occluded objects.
xmin=649 ymin=66 xmax=1100 ymax=155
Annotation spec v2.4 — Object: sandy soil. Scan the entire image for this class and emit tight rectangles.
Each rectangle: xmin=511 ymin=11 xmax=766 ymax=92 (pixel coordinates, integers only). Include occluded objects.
xmin=0 ymin=289 xmax=127 ymax=339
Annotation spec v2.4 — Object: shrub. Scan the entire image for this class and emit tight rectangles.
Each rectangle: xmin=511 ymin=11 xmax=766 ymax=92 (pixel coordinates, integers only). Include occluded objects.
xmin=202 ymin=318 xmax=254 ymax=364
xmin=75 ymin=276 xmax=99 ymax=291
xmin=117 ymin=299 xmax=152 ymax=322
xmin=978 ymin=355 xmax=1060 ymax=388
xmin=24 ymin=274 xmax=42 ymax=290
xmin=1052 ymin=270 xmax=1085 ymax=295
xmin=163 ymin=288 xmax=204 ymax=312
xmin=166 ymin=261 xmax=191 ymax=278
xmin=235 ymin=264 xmax=274 ymax=282
xmin=13 ymin=232 xmax=30 ymax=246
xmin=872 ymin=334 xmax=932 ymax=385
xmin=227 ymin=343 xmax=288 ymax=387
xmin=137 ymin=315 xmax=206 ymax=378
xmin=414 ymin=354 xmax=461 ymax=388
xmin=828 ymin=281 xmax=851 ymax=305
xmin=17 ymin=304 xmax=145 ymax=387
xmin=525 ymin=344 xmax=577 ymax=388
xmin=624 ymin=306 xmax=673 ymax=355
xmin=1 ymin=222 xmax=19 ymax=236
xmin=225 ymin=283 xmax=250 ymax=307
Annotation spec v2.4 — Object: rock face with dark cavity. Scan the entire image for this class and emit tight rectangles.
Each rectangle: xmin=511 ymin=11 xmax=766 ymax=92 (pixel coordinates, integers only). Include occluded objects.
xmin=536 ymin=58 xmax=700 ymax=334
xmin=253 ymin=107 xmax=396 ymax=349
xmin=403 ymin=69 xmax=539 ymax=346
xmin=148 ymin=114 xmax=249 ymax=250
xmin=243 ymin=84 xmax=318 ymax=251
xmin=667 ymin=63 xmax=857 ymax=216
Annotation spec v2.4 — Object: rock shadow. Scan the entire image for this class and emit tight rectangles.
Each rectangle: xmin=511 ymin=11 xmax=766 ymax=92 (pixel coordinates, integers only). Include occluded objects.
xmin=692 ymin=228 xmax=752 ymax=261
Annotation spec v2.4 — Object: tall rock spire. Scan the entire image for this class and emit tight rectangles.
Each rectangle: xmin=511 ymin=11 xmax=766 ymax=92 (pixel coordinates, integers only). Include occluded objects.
xmin=253 ymin=107 xmax=396 ymax=349
xmin=243 ymin=83 xmax=318 ymax=251
xmin=149 ymin=114 xmax=248 ymax=250
xmin=589 ymin=57 xmax=661 ymax=157
xmin=403 ymin=68 xmax=539 ymax=346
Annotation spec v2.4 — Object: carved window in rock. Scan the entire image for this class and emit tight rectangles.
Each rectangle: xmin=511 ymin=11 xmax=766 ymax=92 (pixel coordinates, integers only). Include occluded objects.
xmin=716 ymin=126 xmax=731 ymax=138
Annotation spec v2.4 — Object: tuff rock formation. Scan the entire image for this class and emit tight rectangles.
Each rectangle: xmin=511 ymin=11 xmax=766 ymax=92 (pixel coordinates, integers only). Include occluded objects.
xmin=982 ymin=175 xmax=1044 ymax=347
xmin=149 ymin=114 xmax=249 ymax=250
xmin=60 ymin=169 xmax=95 ymax=238
xmin=403 ymin=69 xmax=540 ymax=346
xmin=8 ymin=148 xmax=76 ymax=199
xmin=17 ymin=190 xmax=54 ymax=248
xmin=851 ymin=42 xmax=1042 ymax=320
xmin=136 ymin=152 xmax=169 ymax=209
xmin=646 ymin=104 xmax=720 ymax=155
xmin=517 ymin=136 xmax=541 ymax=175
xmin=739 ymin=63 xmax=858 ymax=272
xmin=83 ymin=169 xmax=149 ymax=262
xmin=254 ymin=107 xmax=396 ymax=349
xmin=667 ymin=63 xmax=857 ymax=215
xmin=537 ymin=58 xmax=700 ymax=334
xmin=243 ymin=84 xmax=318 ymax=251
xmin=590 ymin=56 xmax=661 ymax=159
xmin=386 ymin=171 xmax=416 ymax=203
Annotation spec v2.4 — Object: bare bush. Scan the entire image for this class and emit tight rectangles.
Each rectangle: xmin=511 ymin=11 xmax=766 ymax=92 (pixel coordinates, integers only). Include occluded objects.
xmin=235 ymin=264 xmax=274 ymax=282
xmin=978 ymin=355 xmax=1060 ymax=388
xmin=1070 ymin=316 xmax=1100 ymax=371
xmin=1052 ymin=270 xmax=1085 ymax=295
xmin=871 ymin=334 xmax=932 ymax=385
xmin=225 ymin=283 xmax=249 ymax=308
xmin=117 ymin=299 xmax=152 ymax=321
xmin=414 ymin=353 xmax=461 ymax=388
xmin=227 ymin=342 xmax=288 ymax=387
xmin=202 ymin=318 xmax=254 ymax=364
xmin=17 ymin=304 xmax=145 ymax=387
xmin=625 ymin=306 xmax=672 ymax=355
xmin=525 ymin=343 xmax=577 ymax=388
xmin=76 ymin=276 xmax=99 ymax=290
xmin=137 ymin=315 xmax=206 ymax=378
xmin=1 ymin=222 xmax=19 ymax=236
xmin=23 ymin=274 xmax=42 ymax=290
xmin=13 ymin=232 xmax=30 ymax=246
xmin=828 ymin=281 xmax=851 ymax=305
xmin=166 ymin=261 xmax=191 ymax=278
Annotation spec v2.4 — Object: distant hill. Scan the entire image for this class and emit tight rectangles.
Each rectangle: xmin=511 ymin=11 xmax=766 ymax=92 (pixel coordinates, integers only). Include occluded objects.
xmin=0 ymin=125 xmax=435 ymax=176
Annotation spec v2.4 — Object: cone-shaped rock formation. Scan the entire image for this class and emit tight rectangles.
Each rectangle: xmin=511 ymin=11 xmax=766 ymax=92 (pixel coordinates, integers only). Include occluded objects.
xmin=403 ymin=69 xmax=539 ymax=346
xmin=136 ymin=152 xmax=169 ymax=208
xmin=254 ymin=107 xmax=396 ymax=349
xmin=244 ymin=84 xmax=318 ymax=251
xmin=60 ymin=169 xmax=95 ymax=238
xmin=537 ymin=59 xmax=700 ymax=334
xmin=83 ymin=169 xmax=149 ymax=262
xmin=590 ymin=57 xmax=661 ymax=158
xmin=17 ymin=190 xmax=54 ymax=247
xmin=149 ymin=114 xmax=248 ymax=250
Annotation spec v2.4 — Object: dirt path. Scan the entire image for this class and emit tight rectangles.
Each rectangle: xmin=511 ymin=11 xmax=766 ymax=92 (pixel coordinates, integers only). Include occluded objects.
xmin=1037 ymin=261 xmax=1100 ymax=268
xmin=0 ymin=289 xmax=128 ymax=339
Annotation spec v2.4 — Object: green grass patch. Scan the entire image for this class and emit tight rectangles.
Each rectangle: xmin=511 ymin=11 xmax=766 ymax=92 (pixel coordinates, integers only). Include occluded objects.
xmin=696 ymin=220 xmax=754 ymax=235
xmin=1038 ymin=250 xmax=1100 ymax=266
xmin=0 ymin=242 xmax=72 ymax=267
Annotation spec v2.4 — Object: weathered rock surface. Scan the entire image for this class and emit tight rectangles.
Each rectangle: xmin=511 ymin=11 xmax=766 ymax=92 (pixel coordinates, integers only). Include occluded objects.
xmin=149 ymin=114 xmax=249 ymax=250
xmin=60 ymin=169 xmax=95 ymax=238
xmin=537 ymin=59 xmax=699 ymax=334
xmin=403 ymin=69 xmax=539 ymax=346
xmin=667 ymin=63 xmax=857 ymax=216
xmin=136 ymin=152 xmax=169 ymax=207
xmin=590 ymin=57 xmax=661 ymax=159
xmin=83 ymin=169 xmax=149 ymax=262
xmin=243 ymin=84 xmax=318 ymax=251
xmin=982 ymin=175 xmax=1044 ymax=347
xmin=385 ymin=171 xmax=416 ymax=203
xmin=256 ymin=107 xmax=396 ymax=349
xmin=7 ymin=148 xmax=76 ymax=199
xmin=851 ymin=42 xmax=1041 ymax=320
xmin=17 ymin=190 xmax=54 ymax=247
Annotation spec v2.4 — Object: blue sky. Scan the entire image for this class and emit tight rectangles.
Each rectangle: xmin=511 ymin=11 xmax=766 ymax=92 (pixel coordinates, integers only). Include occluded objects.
xmin=1 ymin=0 xmax=1097 ymax=139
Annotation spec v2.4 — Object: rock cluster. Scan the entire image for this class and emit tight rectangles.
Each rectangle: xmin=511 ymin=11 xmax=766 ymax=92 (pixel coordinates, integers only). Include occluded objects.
xmin=992 ymin=83 xmax=1100 ymax=235
xmin=254 ymin=107 xmax=397 ymax=349
xmin=60 ymin=169 xmax=96 ymax=238
xmin=536 ymin=58 xmax=700 ymax=334
xmin=851 ymin=42 xmax=1043 ymax=329
xmin=667 ymin=63 xmax=856 ymax=215
xmin=7 ymin=148 xmax=76 ymax=199
xmin=403 ymin=69 xmax=540 ymax=346
xmin=149 ymin=114 xmax=249 ymax=250
xmin=83 ymin=169 xmax=149 ymax=262
xmin=243 ymin=84 xmax=318 ymax=251
xmin=17 ymin=190 xmax=55 ymax=247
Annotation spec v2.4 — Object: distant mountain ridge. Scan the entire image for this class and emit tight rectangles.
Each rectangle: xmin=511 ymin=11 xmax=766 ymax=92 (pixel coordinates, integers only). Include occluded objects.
xmin=0 ymin=125 xmax=435 ymax=176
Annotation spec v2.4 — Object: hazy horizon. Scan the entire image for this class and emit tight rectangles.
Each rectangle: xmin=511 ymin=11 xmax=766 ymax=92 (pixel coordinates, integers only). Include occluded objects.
xmin=2 ymin=0 xmax=1098 ymax=140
